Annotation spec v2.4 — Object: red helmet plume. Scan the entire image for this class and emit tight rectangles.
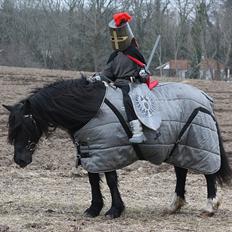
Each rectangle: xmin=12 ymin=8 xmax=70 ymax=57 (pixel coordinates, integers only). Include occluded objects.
xmin=113 ymin=12 xmax=132 ymax=27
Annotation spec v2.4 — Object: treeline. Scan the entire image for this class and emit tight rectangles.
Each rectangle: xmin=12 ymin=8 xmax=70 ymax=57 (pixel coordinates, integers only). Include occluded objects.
xmin=0 ymin=0 xmax=231 ymax=76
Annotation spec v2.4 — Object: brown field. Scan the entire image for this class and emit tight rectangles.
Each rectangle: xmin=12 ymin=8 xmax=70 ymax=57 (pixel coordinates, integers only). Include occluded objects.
xmin=0 ymin=66 xmax=232 ymax=232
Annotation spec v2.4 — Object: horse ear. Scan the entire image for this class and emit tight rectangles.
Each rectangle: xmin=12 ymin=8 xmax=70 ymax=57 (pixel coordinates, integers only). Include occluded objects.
xmin=2 ymin=104 xmax=13 ymax=112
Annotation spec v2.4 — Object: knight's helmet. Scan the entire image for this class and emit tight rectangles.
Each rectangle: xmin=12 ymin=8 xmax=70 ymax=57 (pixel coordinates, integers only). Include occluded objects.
xmin=109 ymin=12 xmax=135 ymax=51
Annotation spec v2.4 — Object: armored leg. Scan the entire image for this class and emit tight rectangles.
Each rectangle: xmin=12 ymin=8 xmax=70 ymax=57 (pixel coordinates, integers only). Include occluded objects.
xmin=120 ymin=85 xmax=146 ymax=143
xmin=129 ymin=119 xmax=146 ymax=143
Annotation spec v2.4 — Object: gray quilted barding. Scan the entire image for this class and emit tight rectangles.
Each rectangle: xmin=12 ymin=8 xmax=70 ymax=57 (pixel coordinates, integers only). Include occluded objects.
xmin=74 ymin=82 xmax=221 ymax=174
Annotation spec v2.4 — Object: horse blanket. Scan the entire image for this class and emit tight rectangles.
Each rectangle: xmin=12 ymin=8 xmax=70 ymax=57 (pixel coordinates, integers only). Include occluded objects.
xmin=74 ymin=82 xmax=221 ymax=174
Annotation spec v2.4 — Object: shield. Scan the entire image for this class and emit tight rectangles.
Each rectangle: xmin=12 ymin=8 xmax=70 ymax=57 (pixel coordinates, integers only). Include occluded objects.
xmin=129 ymin=83 xmax=161 ymax=131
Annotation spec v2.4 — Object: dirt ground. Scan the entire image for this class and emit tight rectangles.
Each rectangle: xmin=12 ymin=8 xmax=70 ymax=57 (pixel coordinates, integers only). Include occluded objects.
xmin=0 ymin=66 xmax=232 ymax=232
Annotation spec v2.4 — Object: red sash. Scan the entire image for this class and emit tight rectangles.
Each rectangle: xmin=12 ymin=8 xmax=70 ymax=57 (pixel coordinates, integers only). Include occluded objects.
xmin=126 ymin=55 xmax=158 ymax=90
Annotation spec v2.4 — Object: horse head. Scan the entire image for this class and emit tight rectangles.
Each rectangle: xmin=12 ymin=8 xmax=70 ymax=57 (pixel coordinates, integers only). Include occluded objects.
xmin=3 ymin=100 xmax=42 ymax=168
xmin=3 ymin=78 xmax=106 ymax=168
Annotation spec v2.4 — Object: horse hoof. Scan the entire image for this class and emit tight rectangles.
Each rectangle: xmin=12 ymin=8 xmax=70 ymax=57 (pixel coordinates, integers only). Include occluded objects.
xmin=167 ymin=193 xmax=187 ymax=214
xmin=83 ymin=211 xmax=97 ymax=218
xmin=161 ymin=208 xmax=174 ymax=216
xmin=105 ymin=213 xmax=115 ymax=220
xmin=83 ymin=208 xmax=100 ymax=218
xmin=200 ymin=196 xmax=221 ymax=218
xmin=200 ymin=211 xmax=215 ymax=218
xmin=105 ymin=207 xmax=124 ymax=219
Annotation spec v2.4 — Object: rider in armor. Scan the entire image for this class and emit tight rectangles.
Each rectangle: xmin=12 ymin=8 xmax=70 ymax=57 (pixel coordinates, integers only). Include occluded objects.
xmin=91 ymin=12 xmax=149 ymax=143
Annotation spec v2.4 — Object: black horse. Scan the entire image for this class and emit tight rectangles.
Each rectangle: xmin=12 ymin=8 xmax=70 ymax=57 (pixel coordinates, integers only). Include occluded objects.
xmin=3 ymin=77 xmax=232 ymax=219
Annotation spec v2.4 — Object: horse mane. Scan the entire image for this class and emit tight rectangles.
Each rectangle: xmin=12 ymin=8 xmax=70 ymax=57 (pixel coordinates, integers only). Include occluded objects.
xmin=8 ymin=77 xmax=106 ymax=141
xmin=31 ymin=77 xmax=106 ymax=134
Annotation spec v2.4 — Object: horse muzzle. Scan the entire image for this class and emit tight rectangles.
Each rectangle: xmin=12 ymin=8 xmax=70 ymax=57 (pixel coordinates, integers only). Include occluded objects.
xmin=14 ymin=154 xmax=32 ymax=168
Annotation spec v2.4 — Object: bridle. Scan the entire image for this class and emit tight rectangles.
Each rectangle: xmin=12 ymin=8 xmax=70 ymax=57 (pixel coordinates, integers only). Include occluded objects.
xmin=26 ymin=140 xmax=37 ymax=152
xmin=23 ymin=114 xmax=39 ymax=152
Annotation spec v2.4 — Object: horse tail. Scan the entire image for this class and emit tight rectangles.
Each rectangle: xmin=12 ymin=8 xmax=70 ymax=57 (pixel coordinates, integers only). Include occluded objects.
xmin=215 ymin=120 xmax=232 ymax=186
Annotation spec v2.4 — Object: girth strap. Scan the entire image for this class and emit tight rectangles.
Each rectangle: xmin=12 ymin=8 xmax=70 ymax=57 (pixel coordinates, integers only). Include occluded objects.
xmin=104 ymin=98 xmax=145 ymax=160
xmin=167 ymin=107 xmax=216 ymax=159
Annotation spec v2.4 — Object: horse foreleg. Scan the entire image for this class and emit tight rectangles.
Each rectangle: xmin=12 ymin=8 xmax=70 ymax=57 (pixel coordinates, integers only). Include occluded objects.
xmin=201 ymin=174 xmax=221 ymax=217
xmin=168 ymin=166 xmax=188 ymax=214
xmin=105 ymin=171 xmax=125 ymax=219
xmin=84 ymin=172 xmax=104 ymax=217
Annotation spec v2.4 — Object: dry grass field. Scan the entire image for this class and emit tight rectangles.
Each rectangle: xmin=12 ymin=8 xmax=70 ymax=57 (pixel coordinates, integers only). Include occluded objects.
xmin=0 ymin=66 xmax=232 ymax=232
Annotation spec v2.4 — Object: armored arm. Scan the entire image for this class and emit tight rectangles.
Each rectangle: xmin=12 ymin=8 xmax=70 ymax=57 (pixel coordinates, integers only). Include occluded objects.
xmin=138 ymin=68 xmax=150 ymax=83
xmin=88 ymin=72 xmax=114 ymax=83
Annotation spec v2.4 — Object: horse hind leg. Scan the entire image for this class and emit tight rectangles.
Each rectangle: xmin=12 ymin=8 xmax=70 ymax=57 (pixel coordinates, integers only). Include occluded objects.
xmin=105 ymin=171 xmax=125 ymax=219
xmin=167 ymin=166 xmax=188 ymax=214
xmin=200 ymin=174 xmax=221 ymax=217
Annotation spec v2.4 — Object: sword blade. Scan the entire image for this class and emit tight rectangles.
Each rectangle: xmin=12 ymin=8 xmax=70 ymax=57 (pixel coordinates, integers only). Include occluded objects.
xmin=146 ymin=35 xmax=161 ymax=71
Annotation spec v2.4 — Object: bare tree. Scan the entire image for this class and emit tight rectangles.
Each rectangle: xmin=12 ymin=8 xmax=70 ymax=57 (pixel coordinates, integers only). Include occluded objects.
xmin=0 ymin=0 xmax=230 ymax=77
xmin=220 ymin=0 xmax=232 ymax=77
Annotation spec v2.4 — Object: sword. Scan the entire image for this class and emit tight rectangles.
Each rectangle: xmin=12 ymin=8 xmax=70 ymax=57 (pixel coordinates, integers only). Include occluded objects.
xmin=146 ymin=34 xmax=161 ymax=71
xmin=139 ymin=35 xmax=161 ymax=77
xmin=138 ymin=35 xmax=161 ymax=85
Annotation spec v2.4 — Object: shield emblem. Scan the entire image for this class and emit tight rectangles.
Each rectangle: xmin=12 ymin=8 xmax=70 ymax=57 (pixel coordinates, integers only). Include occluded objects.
xmin=129 ymin=83 xmax=161 ymax=131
